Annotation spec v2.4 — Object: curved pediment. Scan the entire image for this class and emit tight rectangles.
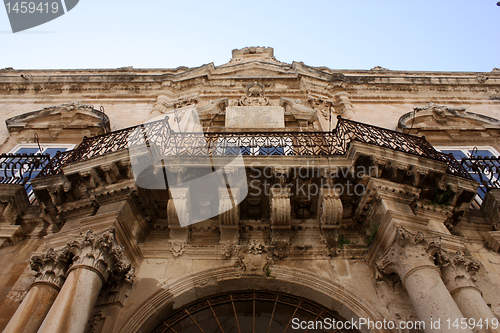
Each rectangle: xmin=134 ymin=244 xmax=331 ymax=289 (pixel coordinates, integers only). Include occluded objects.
xmin=398 ymin=103 xmax=500 ymax=132
xmin=6 ymin=102 xmax=110 ymax=135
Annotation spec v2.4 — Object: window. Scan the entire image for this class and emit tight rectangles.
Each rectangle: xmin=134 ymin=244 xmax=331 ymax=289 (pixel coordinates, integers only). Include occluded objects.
xmin=436 ymin=146 xmax=500 ymax=206
xmin=1 ymin=144 xmax=74 ymax=203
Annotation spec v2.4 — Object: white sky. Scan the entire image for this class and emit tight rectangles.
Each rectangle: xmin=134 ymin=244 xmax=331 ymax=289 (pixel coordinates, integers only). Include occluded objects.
xmin=1 ymin=0 xmax=499 ymax=71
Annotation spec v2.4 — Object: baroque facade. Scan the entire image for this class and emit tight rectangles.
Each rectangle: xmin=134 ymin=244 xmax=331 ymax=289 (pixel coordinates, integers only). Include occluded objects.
xmin=0 ymin=47 xmax=499 ymax=333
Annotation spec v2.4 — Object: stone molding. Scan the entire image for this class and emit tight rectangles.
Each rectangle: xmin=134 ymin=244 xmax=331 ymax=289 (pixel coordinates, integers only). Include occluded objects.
xmin=376 ymin=227 xmax=441 ymax=286
xmin=67 ymin=228 xmax=134 ymax=284
xmin=30 ymin=246 xmax=71 ymax=290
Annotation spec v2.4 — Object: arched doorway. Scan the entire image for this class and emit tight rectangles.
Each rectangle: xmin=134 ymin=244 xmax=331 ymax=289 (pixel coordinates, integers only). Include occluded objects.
xmin=152 ymin=291 xmax=359 ymax=333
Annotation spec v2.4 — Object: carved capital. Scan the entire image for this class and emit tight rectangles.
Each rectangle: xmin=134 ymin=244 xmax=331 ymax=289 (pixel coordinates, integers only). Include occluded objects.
xmin=318 ymin=187 xmax=343 ymax=226
xmin=30 ymin=246 xmax=71 ymax=290
xmin=68 ymin=228 xmax=133 ymax=285
xmin=437 ymin=250 xmax=481 ymax=295
xmin=376 ymin=227 xmax=441 ymax=285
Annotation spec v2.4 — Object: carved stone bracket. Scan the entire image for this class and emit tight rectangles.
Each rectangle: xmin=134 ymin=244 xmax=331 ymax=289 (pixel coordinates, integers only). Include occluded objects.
xmin=219 ymin=188 xmax=239 ymax=226
xmin=167 ymin=187 xmax=190 ymax=227
xmin=318 ymin=187 xmax=343 ymax=226
xmin=30 ymin=246 xmax=72 ymax=290
xmin=270 ymin=186 xmax=291 ymax=226
xmin=68 ymin=228 xmax=134 ymax=284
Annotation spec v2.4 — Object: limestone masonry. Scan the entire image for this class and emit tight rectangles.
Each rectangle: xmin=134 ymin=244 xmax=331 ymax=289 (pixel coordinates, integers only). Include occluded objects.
xmin=0 ymin=47 xmax=500 ymax=333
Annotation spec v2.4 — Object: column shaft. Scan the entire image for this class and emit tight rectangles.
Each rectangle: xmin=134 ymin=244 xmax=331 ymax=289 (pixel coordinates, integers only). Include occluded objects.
xmin=37 ymin=268 xmax=103 ymax=333
xmin=451 ymin=287 xmax=500 ymax=333
xmin=3 ymin=284 xmax=59 ymax=333
xmin=404 ymin=267 xmax=472 ymax=333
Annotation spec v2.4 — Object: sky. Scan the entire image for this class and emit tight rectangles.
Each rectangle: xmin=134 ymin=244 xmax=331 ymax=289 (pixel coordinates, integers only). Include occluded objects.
xmin=0 ymin=0 xmax=499 ymax=72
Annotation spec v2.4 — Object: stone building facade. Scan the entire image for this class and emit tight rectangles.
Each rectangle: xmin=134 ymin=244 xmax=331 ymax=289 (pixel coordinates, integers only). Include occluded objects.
xmin=0 ymin=47 xmax=499 ymax=333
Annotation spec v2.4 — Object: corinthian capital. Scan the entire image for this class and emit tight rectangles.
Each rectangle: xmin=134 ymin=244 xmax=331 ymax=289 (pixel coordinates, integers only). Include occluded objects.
xmin=436 ymin=250 xmax=481 ymax=294
xmin=68 ymin=228 xmax=134 ymax=284
xmin=376 ymin=227 xmax=441 ymax=284
xmin=30 ymin=246 xmax=71 ymax=290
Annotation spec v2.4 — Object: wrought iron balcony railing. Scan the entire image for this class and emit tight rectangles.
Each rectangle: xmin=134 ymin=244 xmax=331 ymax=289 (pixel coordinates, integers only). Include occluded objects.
xmin=0 ymin=153 xmax=51 ymax=203
xmin=36 ymin=116 xmax=472 ymax=180
xmin=461 ymin=156 xmax=500 ymax=198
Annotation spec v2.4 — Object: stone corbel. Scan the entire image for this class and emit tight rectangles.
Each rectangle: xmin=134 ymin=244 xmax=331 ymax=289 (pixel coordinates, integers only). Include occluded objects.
xmin=270 ymin=185 xmax=291 ymax=258
xmin=219 ymin=188 xmax=239 ymax=244
xmin=318 ymin=187 xmax=343 ymax=227
xmin=100 ymin=162 xmax=120 ymax=185
xmin=79 ymin=168 xmax=103 ymax=190
xmin=167 ymin=187 xmax=190 ymax=242
xmin=270 ymin=185 xmax=291 ymax=226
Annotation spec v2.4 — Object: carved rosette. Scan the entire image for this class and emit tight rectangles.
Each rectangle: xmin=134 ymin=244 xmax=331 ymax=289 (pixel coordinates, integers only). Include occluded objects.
xmin=318 ymin=188 xmax=343 ymax=226
xmin=30 ymin=246 xmax=71 ymax=290
xmin=68 ymin=228 xmax=133 ymax=284
xmin=437 ymin=250 xmax=481 ymax=295
xmin=376 ymin=227 xmax=441 ymax=285
xmin=270 ymin=187 xmax=291 ymax=226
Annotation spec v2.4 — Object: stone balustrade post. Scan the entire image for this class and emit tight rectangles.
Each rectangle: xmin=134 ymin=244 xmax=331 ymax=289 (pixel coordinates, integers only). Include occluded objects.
xmin=437 ymin=251 xmax=500 ymax=333
xmin=377 ymin=227 xmax=472 ymax=333
xmin=37 ymin=228 xmax=133 ymax=333
xmin=3 ymin=246 xmax=70 ymax=333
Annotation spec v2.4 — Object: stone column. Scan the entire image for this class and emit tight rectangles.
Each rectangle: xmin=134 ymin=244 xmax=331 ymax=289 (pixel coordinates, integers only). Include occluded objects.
xmin=438 ymin=251 xmax=500 ymax=333
xmin=3 ymin=247 xmax=70 ymax=333
xmin=377 ymin=227 xmax=472 ymax=333
xmin=37 ymin=228 xmax=133 ymax=333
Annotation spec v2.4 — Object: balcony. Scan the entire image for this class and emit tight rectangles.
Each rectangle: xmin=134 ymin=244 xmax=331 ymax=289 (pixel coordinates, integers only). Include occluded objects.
xmin=0 ymin=153 xmax=51 ymax=204
xmin=36 ymin=116 xmax=471 ymax=181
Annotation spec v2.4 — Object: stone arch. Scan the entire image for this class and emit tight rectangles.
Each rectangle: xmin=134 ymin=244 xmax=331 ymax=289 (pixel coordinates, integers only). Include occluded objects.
xmin=118 ymin=266 xmax=387 ymax=333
